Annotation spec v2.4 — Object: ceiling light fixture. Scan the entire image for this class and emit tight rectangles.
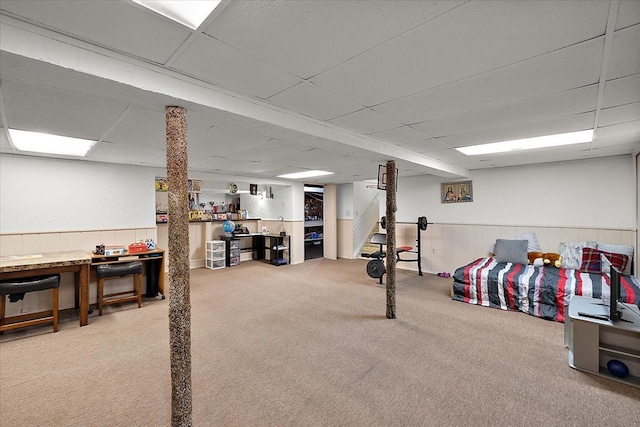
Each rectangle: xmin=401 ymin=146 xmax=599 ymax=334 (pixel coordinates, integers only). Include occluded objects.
xmin=455 ymin=129 xmax=594 ymax=156
xmin=8 ymin=129 xmax=96 ymax=157
xmin=277 ymin=170 xmax=334 ymax=180
xmin=131 ymin=0 xmax=222 ymax=29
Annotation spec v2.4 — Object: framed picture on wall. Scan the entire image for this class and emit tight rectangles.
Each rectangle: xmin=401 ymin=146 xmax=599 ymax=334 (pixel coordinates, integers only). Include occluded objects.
xmin=441 ymin=180 xmax=473 ymax=203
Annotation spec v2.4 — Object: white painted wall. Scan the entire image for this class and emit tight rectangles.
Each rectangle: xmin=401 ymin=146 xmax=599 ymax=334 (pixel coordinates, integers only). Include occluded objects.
xmin=336 ymin=183 xmax=353 ymax=219
xmin=395 ymin=156 xmax=634 ymax=229
xmin=0 ymin=154 xmax=155 ymax=232
xmin=239 ymin=185 xmax=293 ymax=220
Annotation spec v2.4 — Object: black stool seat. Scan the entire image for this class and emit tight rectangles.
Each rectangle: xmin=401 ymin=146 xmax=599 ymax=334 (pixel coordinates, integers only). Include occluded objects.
xmin=97 ymin=262 xmax=143 ymax=279
xmin=96 ymin=262 xmax=144 ymax=316
xmin=0 ymin=275 xmax=60 ymax=295
xmin=0 ymin=275 xmax=61 ymax=333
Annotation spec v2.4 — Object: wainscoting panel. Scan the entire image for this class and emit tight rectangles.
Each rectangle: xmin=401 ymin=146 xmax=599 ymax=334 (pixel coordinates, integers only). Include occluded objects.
xmin=389 ymin=223 xmax=636 ymax=277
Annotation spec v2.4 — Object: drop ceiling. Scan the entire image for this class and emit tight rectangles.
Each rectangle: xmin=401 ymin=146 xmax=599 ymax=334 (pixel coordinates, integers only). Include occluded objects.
xmin=0 ymin=0 xmax=639 ymax=184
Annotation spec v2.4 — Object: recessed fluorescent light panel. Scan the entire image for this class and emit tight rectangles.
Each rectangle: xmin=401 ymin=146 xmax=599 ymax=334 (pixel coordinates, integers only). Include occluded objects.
xmin=131 ymin=0 xmax=222 ymax=29
xmin=456 ymin=129 xmax=594 ymax=156
xmin=277 ymin=170 xmax=334 ymax=180
xmin=8 ymin=129 xmax=96 ymax=157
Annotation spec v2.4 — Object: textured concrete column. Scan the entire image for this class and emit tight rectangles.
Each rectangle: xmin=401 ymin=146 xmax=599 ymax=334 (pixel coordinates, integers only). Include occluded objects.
xmin=385 ymin=160 xmax=397 ymax=319
xmin=166 ymin=106 xmax=192 ymax=426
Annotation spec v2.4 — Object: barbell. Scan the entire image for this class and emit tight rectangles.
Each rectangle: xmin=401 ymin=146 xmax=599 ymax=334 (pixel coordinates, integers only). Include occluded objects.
xmin=380 ymin=216 xmax=430 ymax=231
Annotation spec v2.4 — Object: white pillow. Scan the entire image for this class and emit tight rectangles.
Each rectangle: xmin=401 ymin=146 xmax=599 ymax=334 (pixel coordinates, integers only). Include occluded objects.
xmin=559 ymin=241 xmax=596 ymax=270
xmin=596 ymin=243 xmax=634 ymax=275
xmin=489 ymin=231 xmax=542 ymax=254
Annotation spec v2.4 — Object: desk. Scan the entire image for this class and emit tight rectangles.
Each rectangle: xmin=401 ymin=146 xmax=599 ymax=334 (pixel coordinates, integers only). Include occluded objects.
xmin=0 ymin=251 xmax=91 ymax=326
xmin=90 ymin=249 xmax=165 ymax=297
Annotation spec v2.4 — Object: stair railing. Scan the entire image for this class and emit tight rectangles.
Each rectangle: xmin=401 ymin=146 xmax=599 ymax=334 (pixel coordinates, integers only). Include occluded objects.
xmin=352 ymin=193 xmax=381 ymax=259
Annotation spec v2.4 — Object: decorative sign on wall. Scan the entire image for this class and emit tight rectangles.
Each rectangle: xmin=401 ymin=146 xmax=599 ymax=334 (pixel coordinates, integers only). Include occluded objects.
xmin=441 ymin=180 xmax=473 ymax=203
xmin=155 ymin=177 xmax=168 ymax=192
xmin=250 ymin=184 xmax=258 ymax=195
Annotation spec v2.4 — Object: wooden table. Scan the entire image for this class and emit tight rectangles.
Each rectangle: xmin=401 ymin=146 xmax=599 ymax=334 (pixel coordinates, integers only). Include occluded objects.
xmin=0 ymin=251 xmax=92 ymax=326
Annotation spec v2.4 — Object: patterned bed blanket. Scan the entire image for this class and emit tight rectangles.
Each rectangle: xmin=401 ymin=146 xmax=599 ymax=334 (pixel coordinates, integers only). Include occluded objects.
xmin=452 ymin=257 xmax=640 ymax=322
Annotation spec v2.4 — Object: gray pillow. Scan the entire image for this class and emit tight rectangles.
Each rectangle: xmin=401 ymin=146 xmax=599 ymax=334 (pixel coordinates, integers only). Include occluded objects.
xmin=488 ymin=231 xmax=542 ymax=254
xmin=494 ymin=239 xmax=529 ymax=265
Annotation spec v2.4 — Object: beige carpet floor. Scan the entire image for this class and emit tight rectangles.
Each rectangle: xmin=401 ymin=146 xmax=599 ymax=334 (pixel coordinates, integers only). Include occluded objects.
xmin=0 ymin=258 xmax=638 ymax=426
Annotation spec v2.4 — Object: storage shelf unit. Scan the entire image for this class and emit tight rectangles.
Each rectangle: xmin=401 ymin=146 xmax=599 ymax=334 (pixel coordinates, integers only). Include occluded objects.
xmin=567 ymin=296 xmax=640 ymax=388
xmin=224 ymin=238 xmax=240 ymax=267
xmin=205 ymin=240 xmax=225 ymax=270
xmin=264 ymin=235 xmax=290 ymax=266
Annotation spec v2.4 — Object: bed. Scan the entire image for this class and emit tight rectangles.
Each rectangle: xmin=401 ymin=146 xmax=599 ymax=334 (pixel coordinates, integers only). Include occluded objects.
xmin=452 ymin=257 xmax=640 ymax=323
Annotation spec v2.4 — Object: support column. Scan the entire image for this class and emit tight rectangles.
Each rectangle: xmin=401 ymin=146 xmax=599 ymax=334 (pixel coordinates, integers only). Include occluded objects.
xmin=385 ymin=160 xmax=397 ymax=319
xmin=166 ymin=106 xmax=192 ymax=426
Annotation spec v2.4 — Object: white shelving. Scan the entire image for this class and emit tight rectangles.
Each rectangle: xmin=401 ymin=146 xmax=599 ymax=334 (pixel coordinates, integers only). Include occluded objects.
xmin=205 ymin=240 xmax=225 ymax=270
xmin=567 ymin=296 xmax=640 ymax=388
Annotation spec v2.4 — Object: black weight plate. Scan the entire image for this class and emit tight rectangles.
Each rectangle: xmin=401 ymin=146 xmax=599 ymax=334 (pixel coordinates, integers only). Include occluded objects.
xmin=380 ymin=216 xmax=386 ymax=230
xmin=418 ymin=216 xmax=428 ymax=230
xmin=366 ymin=259 xmax=385 ymax=278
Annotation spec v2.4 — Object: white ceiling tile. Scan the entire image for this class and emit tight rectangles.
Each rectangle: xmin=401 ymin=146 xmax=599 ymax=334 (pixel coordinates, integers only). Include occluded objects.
xmin=267 ymin=82 xmax=362 ymax=121
xmin=171 ymin=35 xmax=301 ymax=99
xmin=412 ymin=85 xmax=599 ymax=138
xmin=204 ymin=0 xmax=464 ymax=79
xmin=275 ymin=148 xmax=352 ymax=169
xmin=603 ymin=74 xmax=640 ymax=107
xmin=440 ymin=112 xmax=595 ymax=149
xmin=589 ymin=143 xmax=640 ymax=157
xmin=370 ymin=126 xmax=428 ymax=145
xmin=227 ymin=139 xmax=313 ymax=162
xmin=311 ymin=0 xmax=609 ymax=106
xmin=2 ymin=80 xmax=127 ymax=140
xmin=374 ymin=38 xmax=604 ymax=125
xmin=0 ymin=0 xmax=191 ymax=64
xmin=593 ymin=133 xmax=640 ymax=148
xmin=102 ymin=108 xmax=166 ymax=149
xmin=329 ymin=109 xmax=402 ymax=135
xmin=616 ymin=1 xmax=640 ymax=30
xmin=607 ymin=25 xmax=640 ymax=80
xmin=188 ymin=156 xmax=255 ymax=172
xmin=596 ymin=120 xmax=640 ymax=139
xmin=598 ymin=102 xmax=640 ymax=127
xmin=86 ymin=141 xmax=164 ymax=165
xmin=189 ymin=125 xmax=271 ymax=157
xmin=234 ymin=161 xmax=292 ymax=175
xmin=139 ymin=151 xmax=166 ymax=168
xmin=297 ymin=137 xmax=360 ymax=155
xmin=398 ymin=139 xmax=451 ymax=154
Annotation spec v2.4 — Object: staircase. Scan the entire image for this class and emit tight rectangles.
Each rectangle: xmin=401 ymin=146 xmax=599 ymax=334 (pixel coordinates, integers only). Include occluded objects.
xmin=359 ymin=224 xmax=384 ymax=258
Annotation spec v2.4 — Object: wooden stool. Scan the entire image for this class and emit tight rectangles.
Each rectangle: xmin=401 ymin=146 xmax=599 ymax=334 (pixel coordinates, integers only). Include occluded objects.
xmin=0 ymin=275 xmax=61 ymax=333
xmin=96 ymin=262 xmax=143 ymax=316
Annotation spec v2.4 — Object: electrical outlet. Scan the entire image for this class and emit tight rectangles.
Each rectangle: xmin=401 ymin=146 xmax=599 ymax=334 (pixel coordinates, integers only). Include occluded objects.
xmin=432 ymin=248 xmax=435 ymax=253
